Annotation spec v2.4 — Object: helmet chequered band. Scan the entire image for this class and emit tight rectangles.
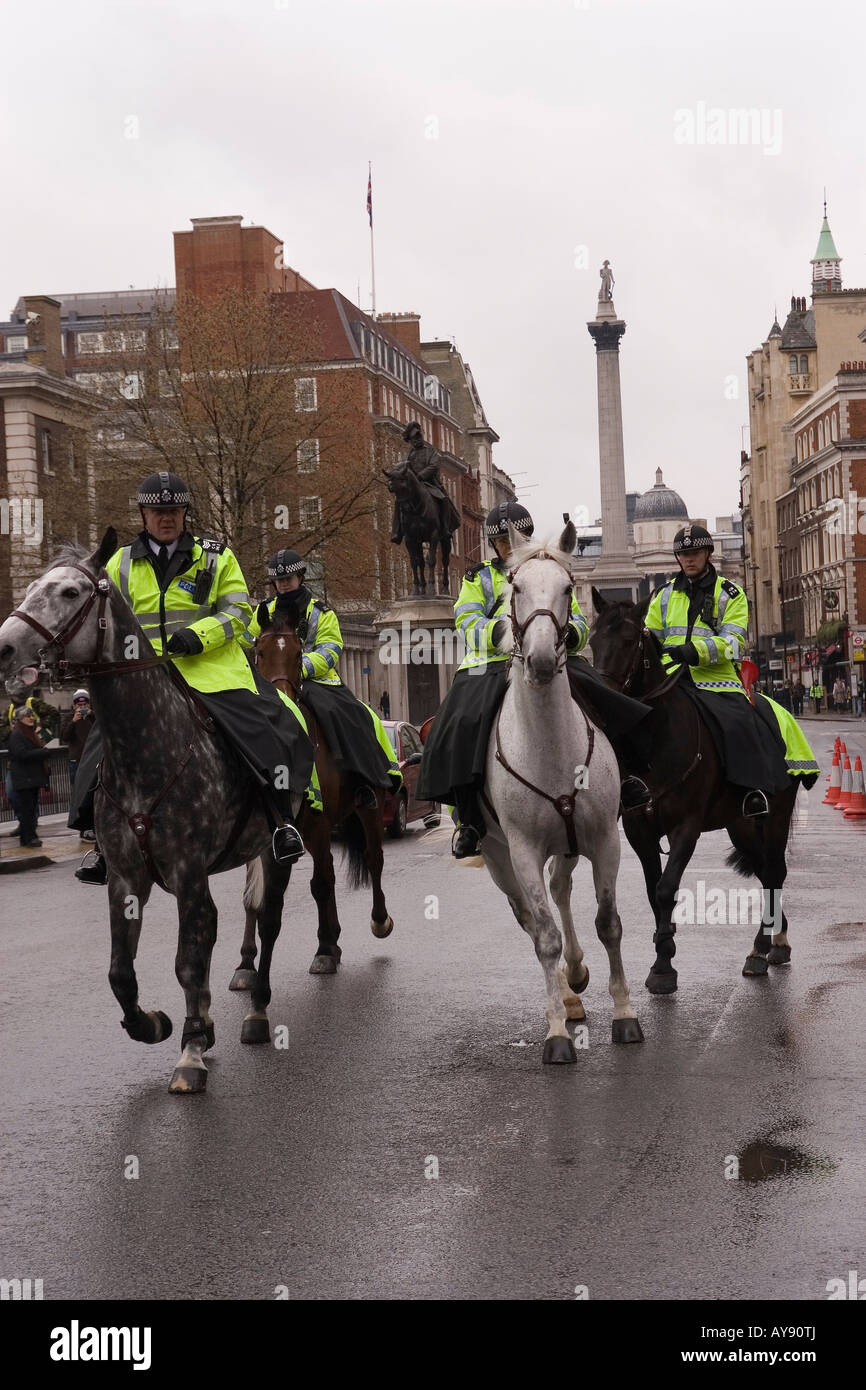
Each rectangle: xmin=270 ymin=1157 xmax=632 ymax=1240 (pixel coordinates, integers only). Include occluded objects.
xmin=485 ymin=514 xmax=533 ymax=539
xmin=674 ymin=533 xmax=713 ymax=552
xmin=267 ymin=560 xmax=306 ymax=577
xmin=138 ymin=488 xmax=191 ymax=506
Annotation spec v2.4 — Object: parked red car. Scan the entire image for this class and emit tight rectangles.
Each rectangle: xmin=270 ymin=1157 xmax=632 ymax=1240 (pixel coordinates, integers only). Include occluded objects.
xmin=382 ymin=720 xmax=440 ymax=838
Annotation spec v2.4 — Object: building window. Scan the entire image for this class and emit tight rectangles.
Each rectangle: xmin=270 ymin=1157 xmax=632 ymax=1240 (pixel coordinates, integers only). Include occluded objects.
xmin=41 ymin=429 xmax=55 ymax=475
xmin=295 ymin=377 xmax=317 ymax=411
xmin=800 ymin=355 xmax=808 ymax=374
xmin=818 ymin=420 xmax=824 ymax=449
xmin=3 ymin=335 xmax=27 ymax=354
xmin=68 ymin=439 xmax=77 ymax=474
xmin=796 ymin=437 xmax=802 ymax=462
xmin=367 ymin=379 xmax=373 ymax=412
xmin=299 ymin=496 xmax=321 ymax=530
xmin=77 ymin=329 xmax=146 ymax=354
xmin=830 ymin=412 xmax=838 ymax=442
xmin=297 ymin=439 xmax=319 ymax=473
xmin=122 ymin=372 xmax=142 ymax=400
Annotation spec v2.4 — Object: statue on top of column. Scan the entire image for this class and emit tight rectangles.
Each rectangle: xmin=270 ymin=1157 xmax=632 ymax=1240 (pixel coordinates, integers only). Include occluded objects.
xmin=599 ymin=260 xmax=614 ymax=302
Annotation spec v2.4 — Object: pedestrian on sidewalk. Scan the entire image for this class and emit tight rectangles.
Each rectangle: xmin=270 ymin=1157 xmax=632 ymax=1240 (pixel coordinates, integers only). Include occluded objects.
xmin=7 ymin=706 xmax=52 ymax=848
xmin=61 ymin=690 xmax=96 ymax=786
xmin=809 ymin=680 xmax=824 ymax=714
xmin=791 ymin=678 xmax=804 ymax=716
xmin=833 ymin=676 xmax=846 ymax=712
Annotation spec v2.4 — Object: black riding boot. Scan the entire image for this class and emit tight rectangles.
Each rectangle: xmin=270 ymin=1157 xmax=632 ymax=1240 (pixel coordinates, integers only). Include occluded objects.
xmin=75 ymin=848 xmax=107 ymax=884
xmin=452 ymin=787 xmax=485 ymax=859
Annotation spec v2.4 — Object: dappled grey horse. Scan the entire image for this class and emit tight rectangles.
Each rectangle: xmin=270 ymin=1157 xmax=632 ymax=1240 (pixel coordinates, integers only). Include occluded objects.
xmin=0 ymin=530 xmax=302 ymax=1095
xmin=475 ymin=521 xmax=642 ymax=1063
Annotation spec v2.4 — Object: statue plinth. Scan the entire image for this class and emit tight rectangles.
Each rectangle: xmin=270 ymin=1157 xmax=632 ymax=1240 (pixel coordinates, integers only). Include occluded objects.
xmin=374 ymin=592 xmax=461 ymax=725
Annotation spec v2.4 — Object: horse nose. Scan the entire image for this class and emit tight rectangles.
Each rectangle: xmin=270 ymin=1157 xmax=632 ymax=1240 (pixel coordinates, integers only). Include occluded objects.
xmin=526 ymin=649 xmax=556 ymax=685
xmin=0 ymin=642 xmax=15 ymax=669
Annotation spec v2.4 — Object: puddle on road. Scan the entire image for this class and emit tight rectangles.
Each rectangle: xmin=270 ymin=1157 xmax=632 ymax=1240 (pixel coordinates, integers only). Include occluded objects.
xmin=819 ymin=921 xmax=866 ymax=941
xmin=737 ymin=1136 xmax=837 ymax=1184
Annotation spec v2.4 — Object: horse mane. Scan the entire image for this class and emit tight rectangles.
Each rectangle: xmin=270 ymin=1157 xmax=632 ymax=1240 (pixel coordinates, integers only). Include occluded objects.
xmin=46 ymin=540 xmax=90 ymax=571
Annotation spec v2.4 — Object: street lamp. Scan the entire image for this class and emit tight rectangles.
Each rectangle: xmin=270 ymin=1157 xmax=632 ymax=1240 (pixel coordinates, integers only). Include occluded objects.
xmin=775 ymin=539 xmax=789 ymax=699
xmin=748 ymin=560 xmax=761 ymax=671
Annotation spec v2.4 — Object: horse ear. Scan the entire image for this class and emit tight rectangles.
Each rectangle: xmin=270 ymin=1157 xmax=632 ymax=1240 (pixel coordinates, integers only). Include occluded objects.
xmin=558 ymin=519 xmax=576 ymax=557
xmin=634 ymin=593 xmax=653 ymax=623
xmin=89 ymin=527 xmax=117 ymax=571
xmin=591 ymin=586 xmax=607 ymax=615
xmin=256 ymin=600 xmax=272 ymax=631
xmin=506 ymin=520 xmax=524 ymax=552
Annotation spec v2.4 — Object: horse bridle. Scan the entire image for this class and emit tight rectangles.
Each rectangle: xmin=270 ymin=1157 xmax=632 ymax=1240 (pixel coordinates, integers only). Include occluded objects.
xmin=9 ymin=563 xmax=172 ymax=682
xmin=507 ymin=552 xmax=572 ymax=672
xmin=595 ymin=624 xmax=684 ymax=701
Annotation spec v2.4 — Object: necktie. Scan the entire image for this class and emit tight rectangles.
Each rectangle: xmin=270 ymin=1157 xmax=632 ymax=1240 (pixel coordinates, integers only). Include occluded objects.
xmin=156 ymin=544 xmax=169 ymax=577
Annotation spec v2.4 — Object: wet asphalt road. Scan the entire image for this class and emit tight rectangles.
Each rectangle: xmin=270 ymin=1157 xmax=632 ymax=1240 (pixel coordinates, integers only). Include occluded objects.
xmin=1 ymin=721 xmax=864 ymax=1302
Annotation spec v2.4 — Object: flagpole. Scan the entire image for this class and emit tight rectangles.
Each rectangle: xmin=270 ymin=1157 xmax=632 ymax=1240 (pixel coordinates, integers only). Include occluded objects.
xmin=368 ymin=160 xmax=377 ymax=318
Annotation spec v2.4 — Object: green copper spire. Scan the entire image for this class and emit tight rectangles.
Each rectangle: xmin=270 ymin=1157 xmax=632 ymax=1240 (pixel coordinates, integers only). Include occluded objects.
xmin=813 ymin=215 xmax=840 ymax=261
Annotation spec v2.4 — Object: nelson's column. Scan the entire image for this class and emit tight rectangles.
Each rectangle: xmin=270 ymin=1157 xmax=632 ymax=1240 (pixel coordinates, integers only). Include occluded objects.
xmin=586 ymin=260 xmax=642 ymax=600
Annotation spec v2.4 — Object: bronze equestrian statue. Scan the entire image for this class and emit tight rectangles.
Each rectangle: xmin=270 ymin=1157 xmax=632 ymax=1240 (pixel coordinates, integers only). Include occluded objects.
xmin=386 ymin=421 xmax=461 ymax=595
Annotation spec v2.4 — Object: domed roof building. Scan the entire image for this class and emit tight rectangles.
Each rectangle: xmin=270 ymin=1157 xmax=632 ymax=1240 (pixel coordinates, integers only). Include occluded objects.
xmin=633 ymin=468 xmax=689 ymax=523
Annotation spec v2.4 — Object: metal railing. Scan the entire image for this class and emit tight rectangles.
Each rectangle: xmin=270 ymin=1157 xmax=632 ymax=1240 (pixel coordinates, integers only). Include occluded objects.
xmin=0 ymin=745 xmax=74 ymax=823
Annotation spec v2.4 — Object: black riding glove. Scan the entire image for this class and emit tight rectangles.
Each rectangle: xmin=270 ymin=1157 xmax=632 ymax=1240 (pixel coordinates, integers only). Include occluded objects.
xmin=565 ymin=625 xmax=580 ymax=651
xmin=662 ymin=640 xmax=699 ymax=667
xmin=166 ymin=629 xmax=204 ymax=656
xmin=491 ymin=619 xmax=507 ymax=647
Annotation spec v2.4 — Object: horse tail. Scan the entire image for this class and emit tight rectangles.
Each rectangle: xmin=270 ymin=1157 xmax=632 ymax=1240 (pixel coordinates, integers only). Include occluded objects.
xmin=725 ymin=846 xmax=761 ymax=879
xmin=340 ymin=812 xmax=370 ymax=889
xmin=243 ymin=855 xmax=266 ymax=912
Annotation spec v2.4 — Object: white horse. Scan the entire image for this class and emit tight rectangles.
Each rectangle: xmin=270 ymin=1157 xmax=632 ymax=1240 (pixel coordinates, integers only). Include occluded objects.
xmin=477 ymin=520 xmax=642 ymax=1063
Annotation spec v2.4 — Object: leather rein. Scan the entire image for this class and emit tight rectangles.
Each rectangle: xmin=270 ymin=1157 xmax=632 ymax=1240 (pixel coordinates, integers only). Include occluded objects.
xmin=595 ymin=625 xmax=702 ymax=813
xmin=489 ymin=552 xmax=593 ymax=859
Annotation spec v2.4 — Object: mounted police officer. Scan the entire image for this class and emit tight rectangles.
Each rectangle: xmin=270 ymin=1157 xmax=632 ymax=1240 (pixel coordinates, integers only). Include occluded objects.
xmin=390 ymin=421 xmax=461 ymax=545
xmin=417 ymin=501 xmax=654 ymax=859
xmin=241 ymin=548 xmax=401 ymax=806
xmin=71 ymin=472 xmax=313 ymax=882
xmin=645 ymin=523 xmax=817 ymax=813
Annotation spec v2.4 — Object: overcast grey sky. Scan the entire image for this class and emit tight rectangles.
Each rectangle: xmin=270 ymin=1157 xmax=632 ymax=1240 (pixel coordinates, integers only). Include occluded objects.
xmin=4 ymin=0 xmax=865 ymax=535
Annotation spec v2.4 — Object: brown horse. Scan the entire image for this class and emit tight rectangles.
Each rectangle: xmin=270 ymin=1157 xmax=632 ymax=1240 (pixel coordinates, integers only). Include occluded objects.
xmin=229 ymin=614 xmax=394 ymax=992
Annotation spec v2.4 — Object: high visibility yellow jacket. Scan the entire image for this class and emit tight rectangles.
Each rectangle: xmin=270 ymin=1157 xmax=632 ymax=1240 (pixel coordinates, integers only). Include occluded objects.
xmin=646 ymin=570 xmax=749 ymax=696
xmin=241 ymin=594 xmax=343 ymax=686
xmin=454 ymin=558 xmax=588 ymax=672
xmin=106 ymin=531 xmax=256 ymax=694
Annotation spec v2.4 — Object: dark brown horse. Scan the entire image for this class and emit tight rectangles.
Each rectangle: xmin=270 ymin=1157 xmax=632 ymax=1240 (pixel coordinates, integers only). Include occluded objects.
xmin=229 ymin=613 xmax=393 ymax=997
xmin=589 ymin=591 xmax=801 ymax=992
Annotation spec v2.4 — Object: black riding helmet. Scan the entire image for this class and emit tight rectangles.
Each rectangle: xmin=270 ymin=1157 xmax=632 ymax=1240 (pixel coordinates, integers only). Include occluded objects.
xmin=137 ymin=471 xmax=192 ymax=510
xmin=267 ymin=548 xmax=307 ymax=580
xmin=673 ymin=523 xmax=714 ymax=555
xmin=485 ymin=501 xmax=534 ymax=546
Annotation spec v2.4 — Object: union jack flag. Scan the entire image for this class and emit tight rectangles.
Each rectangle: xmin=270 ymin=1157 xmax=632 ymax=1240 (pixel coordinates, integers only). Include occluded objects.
xmin=366 ymin=169 xmax=372 ymax=227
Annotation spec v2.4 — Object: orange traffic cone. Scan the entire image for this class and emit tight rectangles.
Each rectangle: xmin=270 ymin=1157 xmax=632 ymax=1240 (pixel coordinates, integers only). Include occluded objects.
xmin=823 ymin=750 xmax=841 ymax=803
xmin=836 ymin=755 xmax=853 ymax=811
xmin=844 ymin=757 xmax=866 ymax=818
xmin=828 ymin=736 xmax=841 ymax=777
xmin=841 ymin=741 xmax=848 ymax=760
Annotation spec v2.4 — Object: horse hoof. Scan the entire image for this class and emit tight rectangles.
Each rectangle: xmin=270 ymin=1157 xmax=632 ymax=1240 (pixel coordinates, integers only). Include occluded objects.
xmin=309 ymin=953 xmax=338 ymax=975
xmin=767 ymin=944 xmax=792 ymax=966
xmin=168 ymin=1065 xmax=207 ymax=1095
xmin=612 ymin=1016 xmax=644 ymax=1044
xmin=122 ymin=1009 xmax=173 ymax=1044
xmin=241 ymin=1016 xmax=270 ymax=1045
xmin=569 ymin=965 xmax=590 ymax=994
xmin=742 ymin=954 xmax=769 ymax=977
xmin=370 ymin=915 xmax=393 ymax=939
xmin=542 ymin=1035 xmax=577 ymax=1065
xmin=645 ymin=970 xmax=678 ymax=995
xmin=204 ymin=1022 xmax=215 ymax=1051
xmin=229 ymin=968 xmax=256 ymax=991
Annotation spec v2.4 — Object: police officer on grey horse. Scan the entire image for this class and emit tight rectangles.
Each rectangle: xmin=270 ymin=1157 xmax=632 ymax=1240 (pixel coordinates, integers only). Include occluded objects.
xmin=71 ymin=471 xmax=312 ymax=883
